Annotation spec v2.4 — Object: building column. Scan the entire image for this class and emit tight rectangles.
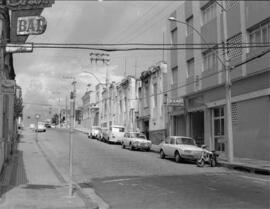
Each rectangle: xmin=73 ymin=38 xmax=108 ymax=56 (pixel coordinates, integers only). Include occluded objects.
xmin=204 ymin=108 xmax=213 ymax=149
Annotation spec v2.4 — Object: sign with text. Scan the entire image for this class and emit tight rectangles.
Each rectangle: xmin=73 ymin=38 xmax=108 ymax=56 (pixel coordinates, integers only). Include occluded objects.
xmin=7 ymin=0 xmax=54 ymax=10
xmin=17 ymin=16 xmax=47 ymax=35
xmin=5 ymin=43 xmax=33 ymax=53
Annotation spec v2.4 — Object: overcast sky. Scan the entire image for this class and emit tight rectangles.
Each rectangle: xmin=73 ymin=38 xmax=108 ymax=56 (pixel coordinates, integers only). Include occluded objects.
xmin=14 ymin=1 xmax=182 ymax=122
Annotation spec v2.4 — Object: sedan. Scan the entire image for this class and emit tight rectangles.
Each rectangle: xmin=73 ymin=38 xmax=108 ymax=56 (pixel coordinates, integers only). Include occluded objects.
xmin=160 ymin=136 xmax=203 ymax=163
xmin=122 ymin=132 xmax=151 ymax=151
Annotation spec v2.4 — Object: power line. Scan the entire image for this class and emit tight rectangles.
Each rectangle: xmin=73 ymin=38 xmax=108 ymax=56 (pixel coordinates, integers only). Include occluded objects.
xmin=100 ymin=46 xmax=270 ymax=102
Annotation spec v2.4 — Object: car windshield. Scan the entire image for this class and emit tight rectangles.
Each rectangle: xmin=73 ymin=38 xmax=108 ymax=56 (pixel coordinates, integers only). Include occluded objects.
xmin=129 ymin=133 xmax=146 ymax=139
xmin=176 ymin=137 xmax=195 ymax=145
xmin=112 ymin=127 xmax=125 ymax=132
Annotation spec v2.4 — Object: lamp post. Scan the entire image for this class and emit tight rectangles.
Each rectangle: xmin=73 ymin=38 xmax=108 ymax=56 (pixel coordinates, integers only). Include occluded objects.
xmin=168 ymin=14 xmax=234 ymax=163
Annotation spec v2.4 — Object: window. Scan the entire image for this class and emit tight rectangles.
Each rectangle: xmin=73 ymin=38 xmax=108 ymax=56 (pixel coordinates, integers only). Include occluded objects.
xmin=186 ymin=16 xmax=193 ymax=36
xmin=170 ymin=138 xmax=176 ymax=145
xmin=153 ymin=83 xmax=158 ymax=107
xmin=144 ymin=84 xmax=150 ymax=108
xmin=187 ymin=58 xmax=195 ymax=77
xmin=171 ymin=66 xmax=178 ymax=84
xmin=165 ymin=137 xmax=170 ymax=144
xmin=249 ymin=20 xmax=270 ymax=52
xmin=171 ymin=28 xmax=177 ymax=47
xmin=203 ymin=49 xmax=218 ymax=71
xmin=202 ymin=1 xmax=217 ymax=24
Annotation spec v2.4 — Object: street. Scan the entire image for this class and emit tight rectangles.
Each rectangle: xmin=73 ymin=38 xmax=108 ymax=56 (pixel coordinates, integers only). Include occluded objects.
xmin=28 ymin=128 xmax=270 ymax=209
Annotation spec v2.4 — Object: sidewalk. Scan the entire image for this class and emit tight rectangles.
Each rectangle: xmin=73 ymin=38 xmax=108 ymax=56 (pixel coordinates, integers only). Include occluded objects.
xmin=0 ymin=130 xmax=98 ymax=209
xmin=151 ymin=143 xmax=270 ymax=175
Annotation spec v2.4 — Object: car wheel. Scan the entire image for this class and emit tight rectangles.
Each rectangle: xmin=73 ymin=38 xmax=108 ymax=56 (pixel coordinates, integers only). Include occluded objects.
xmin=130 ymin=143 xmax=134 ymax=151
xmin=197 ymin=159 xmax=205 ymax=167
xmin=160 ymin=150 xmax=165 ymax=159
xmin=175 ymin=152 xmax=182 ymax=163
xmin=122 ymin=143 xmax=125 ymax=149
xmin=210 ymin=158 xmax=216 ymax=167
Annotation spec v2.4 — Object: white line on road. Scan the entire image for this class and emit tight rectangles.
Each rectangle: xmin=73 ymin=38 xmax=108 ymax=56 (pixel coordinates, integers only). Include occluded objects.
xmin=237 ymin=175 xmax=270 ymax=183
xmin=102 ymin=178 xmax=140 ymax=183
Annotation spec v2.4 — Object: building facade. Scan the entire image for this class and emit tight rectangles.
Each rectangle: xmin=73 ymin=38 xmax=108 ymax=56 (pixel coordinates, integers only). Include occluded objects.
xmin=80 ymin=90 xmax=92 ymax=129
xmin=0 ymin=6 xmax=16 ymax=172
xmin=167 ymin=1 xmax=270 ymax=161
xmin=138 ymin=62 xmax=168 ymax=144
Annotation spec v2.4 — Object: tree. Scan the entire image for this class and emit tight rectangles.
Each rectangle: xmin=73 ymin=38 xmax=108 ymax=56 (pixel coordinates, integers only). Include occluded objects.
xmin=51 ymin=113 xmax=59 ymax=125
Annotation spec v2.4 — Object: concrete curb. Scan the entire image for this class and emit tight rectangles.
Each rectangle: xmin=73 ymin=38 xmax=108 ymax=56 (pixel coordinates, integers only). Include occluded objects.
xmin=35 ymin=138 xmax=99 ymax=209
xmin=218 ymin=161 xmax=270 ymax=175
xmin=150 ymin=146 xmax=270 ymax=175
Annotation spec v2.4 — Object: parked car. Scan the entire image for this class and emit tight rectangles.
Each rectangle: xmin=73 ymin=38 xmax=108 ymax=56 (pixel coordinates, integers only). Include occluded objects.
xmin=122 ymin=132 xmax=151 ymax=151
xmin=44 ymin=122 xmax=51 ymax=128
xmin=35 ymin=122 xmax=46 ymax=132
xmin=103 ymin=125 xmax=125 ymax=144
xmin=159 ymin=136 xmax=203 ymax=163
xmin=88 ymin=126 xmax=101 ymax=139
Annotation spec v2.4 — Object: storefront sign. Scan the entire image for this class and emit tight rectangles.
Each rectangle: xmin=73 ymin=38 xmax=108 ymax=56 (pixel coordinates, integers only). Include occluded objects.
xmin=7 ymin=0 xmax=54 ymax=10
xmin=167 ymin=98 xmax=184 ymax=106
xmin=17 ymin=16 xmax=47 ymax=35
xmin=5 ymin=43 xmax=33 ymax=53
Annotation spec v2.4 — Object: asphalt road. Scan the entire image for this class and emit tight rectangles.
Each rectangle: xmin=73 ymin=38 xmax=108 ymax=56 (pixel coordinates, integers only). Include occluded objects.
xmin=33 ymin=128 xmax=270 ymax=209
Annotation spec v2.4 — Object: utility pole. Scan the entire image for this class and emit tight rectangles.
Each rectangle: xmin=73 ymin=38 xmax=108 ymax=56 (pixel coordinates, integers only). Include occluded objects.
xmin=69 ymin=80 xmax=76 ymax=197
xmin=221 ymin=1 xmax=234 ymax=163
xmin=65 ymin=96 xmax=68 ymax=128
xmin=58 ymin=97 xmax=61 ymax=128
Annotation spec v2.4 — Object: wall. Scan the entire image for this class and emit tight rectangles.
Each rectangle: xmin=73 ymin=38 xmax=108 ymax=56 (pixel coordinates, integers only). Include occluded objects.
xmin=233 ymin=96 xmax=270 ymax=160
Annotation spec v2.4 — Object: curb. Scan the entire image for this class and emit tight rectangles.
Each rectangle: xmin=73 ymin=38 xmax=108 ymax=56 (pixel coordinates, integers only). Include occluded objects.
xmin=150 ymin=147 xmax=270 ymax=175
xmin=35 ymin=138 xmax=99 ymax=209
xmin=218 ymin=161 xmax=270 ymax=175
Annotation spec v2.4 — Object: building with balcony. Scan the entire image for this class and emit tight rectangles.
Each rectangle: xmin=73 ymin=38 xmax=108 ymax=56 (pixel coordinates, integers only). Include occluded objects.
xmin=80 ymin=90 xmax=92 ymax=129
xmin=115 ymin=76 xmax=138 ymax=131
xmin=138 ymin=62 xmax=168 ymax=144
xmin=167 ymin=1 xmax=270 ymax=161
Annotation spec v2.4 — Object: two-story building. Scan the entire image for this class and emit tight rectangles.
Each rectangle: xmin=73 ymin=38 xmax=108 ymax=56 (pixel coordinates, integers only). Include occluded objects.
xmin=167 ymin=1 xmax=270 ymax=161
xmin=138 ymin=62 xmax=168 ymax=144
xmin=80 ymin=90 xmax=92 ymax=129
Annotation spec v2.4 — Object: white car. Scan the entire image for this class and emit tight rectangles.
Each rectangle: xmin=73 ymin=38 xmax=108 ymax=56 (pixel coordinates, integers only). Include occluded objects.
xmin=35 ymin=122 xmax=46 ymax=132
xmin=103 ymin=125 xmax=125 ymax=144
xmin=88 ymin=126 xmax=101 ymax=139
xmin=122 ymin=132 xmax=151 ymax=151
xmin=160 ymin=136 xmax=203 ymax=162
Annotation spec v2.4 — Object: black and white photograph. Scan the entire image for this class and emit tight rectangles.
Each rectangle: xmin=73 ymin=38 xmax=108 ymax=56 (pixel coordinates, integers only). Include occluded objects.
xmin=0 ymin=0 xmax=269 ymax=208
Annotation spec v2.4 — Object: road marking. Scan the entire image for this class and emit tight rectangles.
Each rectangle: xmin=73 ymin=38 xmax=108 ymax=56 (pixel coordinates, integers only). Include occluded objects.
xmin=102 ymin=178 xmax=140 ymax=183
xmin=237 ymin=175 xmax=270 ymax=183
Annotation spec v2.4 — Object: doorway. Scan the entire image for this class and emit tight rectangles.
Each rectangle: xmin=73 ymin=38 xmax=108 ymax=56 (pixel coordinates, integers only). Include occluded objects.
xmin=190 ymin=111 xmax=204 ymax=146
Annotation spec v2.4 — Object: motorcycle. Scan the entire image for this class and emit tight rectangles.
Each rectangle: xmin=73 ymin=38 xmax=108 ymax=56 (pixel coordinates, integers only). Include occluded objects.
xmin=196 ymin=145 xmax=219 ymax=167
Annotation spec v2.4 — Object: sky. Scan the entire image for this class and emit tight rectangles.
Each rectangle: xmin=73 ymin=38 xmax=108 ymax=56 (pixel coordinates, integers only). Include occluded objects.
xmin=13 ymin=1 xmax=183 ymax=123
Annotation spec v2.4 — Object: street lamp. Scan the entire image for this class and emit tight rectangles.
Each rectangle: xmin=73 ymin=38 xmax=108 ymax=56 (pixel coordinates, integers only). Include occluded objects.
xmin=168 ymin=13 xmax=234 ymax=163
